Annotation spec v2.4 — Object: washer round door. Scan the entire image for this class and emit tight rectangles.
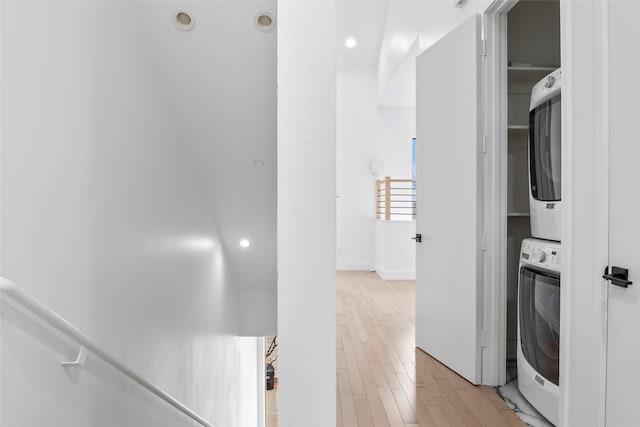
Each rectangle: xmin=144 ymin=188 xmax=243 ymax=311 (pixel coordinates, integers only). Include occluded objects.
xmin=518 ymin=265 xmax=560 ymax=386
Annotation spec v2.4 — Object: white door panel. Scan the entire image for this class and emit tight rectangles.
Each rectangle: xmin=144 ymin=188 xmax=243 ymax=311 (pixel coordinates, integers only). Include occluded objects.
xmin=415 ymin=14 xmax=482 ymax=385
xmin=605 ymin=2 xmax=640 ymax=426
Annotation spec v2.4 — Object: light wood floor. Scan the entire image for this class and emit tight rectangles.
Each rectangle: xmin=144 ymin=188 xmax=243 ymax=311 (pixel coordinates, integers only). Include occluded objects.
xmin=267 ymin=388 xmax=277 ymax=427
xmin=336 ymin=271 xmax=524 ymax=427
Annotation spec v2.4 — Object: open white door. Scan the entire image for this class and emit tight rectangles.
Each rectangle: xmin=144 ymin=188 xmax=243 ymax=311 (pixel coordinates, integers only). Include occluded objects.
xmin=605 ymin=2 xmax=640 ymax=425
xmin=415 ymin=14 xmax=483 ymax=385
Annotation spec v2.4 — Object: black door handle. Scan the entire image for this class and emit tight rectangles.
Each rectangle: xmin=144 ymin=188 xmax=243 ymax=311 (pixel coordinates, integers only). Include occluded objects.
xmin=603 ymin=266 xmax=633 ymax=288
xmin=411 ymin=234 xmax=422 ymax=243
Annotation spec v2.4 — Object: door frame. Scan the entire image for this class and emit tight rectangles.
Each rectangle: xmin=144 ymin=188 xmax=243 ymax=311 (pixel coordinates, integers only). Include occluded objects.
xmin=481 ymin=0 xmax=518 ymax=387
xmin=557 ymin=2 xmax=609 ymax=425
xmin=483 ymin=0 xmax=610 ymax=424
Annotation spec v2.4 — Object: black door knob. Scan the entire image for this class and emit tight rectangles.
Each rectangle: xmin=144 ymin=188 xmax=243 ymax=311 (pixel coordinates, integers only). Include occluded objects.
xmin=411 ymin=234 xmax=422 ymax=243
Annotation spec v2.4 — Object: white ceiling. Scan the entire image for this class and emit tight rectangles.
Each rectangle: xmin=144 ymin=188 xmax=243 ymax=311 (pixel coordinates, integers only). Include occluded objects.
xmin=150 ymin=1 xmax=277 ymax=293
xmin=337 ymin=0 xmax=493 ymax=104
xmin=336 ymin=1 xmax=389 ymax=68
xmin=91 ymin=1 xmax=278 ymax=294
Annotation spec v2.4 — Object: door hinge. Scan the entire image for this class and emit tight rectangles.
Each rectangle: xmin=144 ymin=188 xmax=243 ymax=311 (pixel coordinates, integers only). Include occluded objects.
xmin=483 ymin=136 xmax=487 ymax=154
xmin=481 ymin=329 xmax=487 ymax=348
xmin=482 ymin=38 xmax=487 ymax=57
xmin=481 ymin=233 xmax=487 ymax=251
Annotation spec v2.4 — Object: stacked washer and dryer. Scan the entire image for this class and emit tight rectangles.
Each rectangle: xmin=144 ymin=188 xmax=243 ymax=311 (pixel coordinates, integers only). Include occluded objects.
xmin=517 ymin=68 xmax=562 ymax=426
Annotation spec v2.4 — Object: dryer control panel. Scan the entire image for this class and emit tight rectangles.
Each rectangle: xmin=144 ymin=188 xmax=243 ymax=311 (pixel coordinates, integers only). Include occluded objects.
xmin=520 ymin=238 xmax=561 ymax=271
xmin=530 ymin=68 xmax=562 ymax=110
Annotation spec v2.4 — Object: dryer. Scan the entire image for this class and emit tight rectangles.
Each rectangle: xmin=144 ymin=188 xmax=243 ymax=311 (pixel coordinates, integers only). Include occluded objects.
xmin=529 ymin=68 xmax=562 ymax=242
xmin=518 ymin=238 xmax=560 ymax=426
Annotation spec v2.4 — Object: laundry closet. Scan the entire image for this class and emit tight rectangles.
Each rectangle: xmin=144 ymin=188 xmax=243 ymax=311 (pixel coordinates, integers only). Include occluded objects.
xmin=503 ymin=0 xmax=560 ymax=379
xmin=415 ymin=0 xmax=561 ymax=414
xmin=416 ymin=1 xmax=640 ymax=425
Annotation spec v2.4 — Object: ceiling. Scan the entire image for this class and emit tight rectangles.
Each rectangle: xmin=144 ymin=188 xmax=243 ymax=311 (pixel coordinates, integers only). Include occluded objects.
xmin=336 ymin=1 xmax=389 ymax=68
xmin=1 ymin=0 xmax=278 ymax=338
xmin=337 ymin=0 xmax=493 ymax=105
xmin=146 ymin=1 xmax=277 ymax=294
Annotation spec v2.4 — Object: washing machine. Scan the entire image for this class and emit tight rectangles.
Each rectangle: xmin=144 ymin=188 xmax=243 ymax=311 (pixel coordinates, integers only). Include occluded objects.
xmin=517 ymin=238 xmax=560 ymax=426
xmin=529 ymin=68 xmax=562 ymax=242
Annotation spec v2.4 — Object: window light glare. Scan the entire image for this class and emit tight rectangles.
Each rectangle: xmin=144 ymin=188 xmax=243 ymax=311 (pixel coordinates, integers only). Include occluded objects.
xmin=240 ymin=239 xmax=251 ymax=248
xmin=345 ymin=38 xmax=357 ymax=49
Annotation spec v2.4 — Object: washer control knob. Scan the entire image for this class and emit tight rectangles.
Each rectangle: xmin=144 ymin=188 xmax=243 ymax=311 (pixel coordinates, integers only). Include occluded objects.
xmin=533 ymin=249 xmax=547 ymax=263
xmin=545 ymin=76 xmax=556 ymax=88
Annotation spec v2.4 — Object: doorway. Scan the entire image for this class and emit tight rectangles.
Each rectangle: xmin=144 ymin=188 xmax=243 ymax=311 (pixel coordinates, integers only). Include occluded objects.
xmin=484 ymin=0 xmax=560 ymax=388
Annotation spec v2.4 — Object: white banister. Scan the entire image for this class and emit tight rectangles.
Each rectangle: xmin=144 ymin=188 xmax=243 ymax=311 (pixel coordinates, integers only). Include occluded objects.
xmin=0 ymin=277 xmax=214 ymax=427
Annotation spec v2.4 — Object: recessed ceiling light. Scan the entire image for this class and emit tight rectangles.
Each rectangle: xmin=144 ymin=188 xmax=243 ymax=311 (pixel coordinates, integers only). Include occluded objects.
xmin=345 ymin=38 xmax=357 ymax=49
xmin=174 ymin=11 xmax=195 ymax=31
xmin=256 ymin=12 xmax=275 ymax=32
xmin=240 ymin=239 xmax=251 ymax=248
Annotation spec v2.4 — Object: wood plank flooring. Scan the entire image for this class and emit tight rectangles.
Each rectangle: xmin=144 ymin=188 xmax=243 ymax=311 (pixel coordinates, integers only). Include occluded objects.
xmin=336 ymin=271 xmax=524 ymax=427
xmin=267 ymin=388 xmax=277 ymax=427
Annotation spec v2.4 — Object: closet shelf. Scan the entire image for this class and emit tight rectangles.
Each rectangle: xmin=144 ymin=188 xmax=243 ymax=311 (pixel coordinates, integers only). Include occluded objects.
xmin=507 ymin=212 xmax=530 ymax=217
xmin=508 ymin=66 xmax=558 ymax=82
xmin=508 ymin=125 xmax=528 ymax=131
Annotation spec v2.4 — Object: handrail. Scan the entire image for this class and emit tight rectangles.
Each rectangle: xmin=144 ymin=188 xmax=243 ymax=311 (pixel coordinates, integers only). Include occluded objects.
xmin=0 ymin=277 xmax=214 ymax=427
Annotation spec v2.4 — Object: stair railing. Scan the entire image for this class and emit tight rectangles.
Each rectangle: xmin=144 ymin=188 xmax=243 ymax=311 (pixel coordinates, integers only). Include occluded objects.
xmin=0 ymin=277 xmax=214 ymax=427
xmin=376 ymin=177 xmax=416 ymax=220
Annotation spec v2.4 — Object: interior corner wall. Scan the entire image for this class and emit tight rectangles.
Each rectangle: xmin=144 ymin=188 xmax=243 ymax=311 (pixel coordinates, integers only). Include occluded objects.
xmin=1 ymin=2 xmax=264 ymax=426
xmin=337 ymin=68 xmax=415 ymax=271
xmin=277 ymin=1 xmax=337 ymax=426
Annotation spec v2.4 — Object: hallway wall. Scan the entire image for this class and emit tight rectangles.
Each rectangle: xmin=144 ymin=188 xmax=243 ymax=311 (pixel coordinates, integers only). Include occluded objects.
xmin=277 ymin=1 xmax=337 ymax=425
xmin=1 ymin=2 xmax=269 ymax=426
xmin=336 ymin=68 xmax=414 ymax=270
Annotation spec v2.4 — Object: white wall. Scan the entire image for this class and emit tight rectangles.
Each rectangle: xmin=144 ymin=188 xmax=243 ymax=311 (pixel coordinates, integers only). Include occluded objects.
xmin=374 ymin=220 xmax=416 ymax=280
xmin=337 ymin=68 xmax=414 ymax=270
xmin=1 ymin=2 xmax=269 ymax=426
xmin=277 ymin=1 xmax=337 ymax=425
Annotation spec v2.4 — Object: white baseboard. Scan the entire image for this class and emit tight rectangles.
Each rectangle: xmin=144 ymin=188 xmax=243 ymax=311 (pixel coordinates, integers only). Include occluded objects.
xmin=336 ymin=262 xmax=374 ymax=271
xmin=375 ymin=270 xmax=415 ymax=281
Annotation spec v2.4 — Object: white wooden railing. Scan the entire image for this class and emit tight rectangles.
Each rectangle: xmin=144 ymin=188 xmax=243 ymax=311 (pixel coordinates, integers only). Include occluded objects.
xmin=0 ymin=277 xmax=214 ymax=427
